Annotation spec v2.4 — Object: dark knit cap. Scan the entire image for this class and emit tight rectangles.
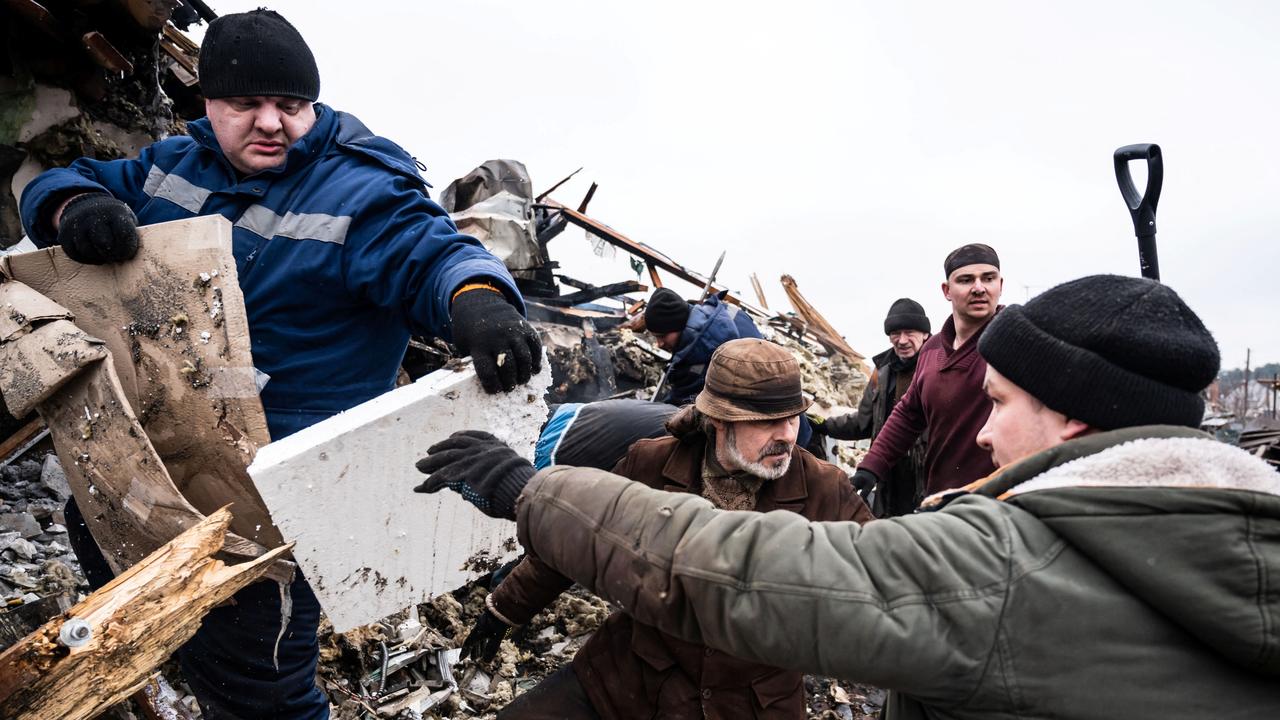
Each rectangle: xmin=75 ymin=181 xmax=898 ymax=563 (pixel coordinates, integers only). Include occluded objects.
xmin=199 ymin=9 xmax=320 ymax=101
xmin=884 ymin=298 xmax=930 ymax=335
xmin=944 ymin=243 xmax=1000 ymax=278
xmin=644 ymin=288 xmax=692 ymax=334
xmin=978 ymin=274 xmax=1219 ymax=430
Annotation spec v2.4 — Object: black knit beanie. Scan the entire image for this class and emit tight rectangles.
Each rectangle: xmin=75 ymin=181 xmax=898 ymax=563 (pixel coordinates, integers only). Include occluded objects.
xmin=978 ymin=275 xmax=1219 ymax=430
xmin=644 ymin=288 xmax=692 ymax=334
xmin=944 ymin=243 xmax=1000 ymax=278
xmin=199 ymin=9 xmax=320 ymax=101
xmin=884 ymin=298 xmax=930 ymax=335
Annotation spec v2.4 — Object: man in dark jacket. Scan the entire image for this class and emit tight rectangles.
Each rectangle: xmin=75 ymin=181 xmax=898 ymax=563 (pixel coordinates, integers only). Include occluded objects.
xmin=17 ymin=10 xmax=539 ymax=719
xmin=429 ymin=274 xmax=1280 ymax=719
xmin=812 ymin=298 xmax=931 ymax=516
xmin=418 ymin=338 xmax=872 ymax=719
xmin=853 ymin=244 xmax=1002 ymax=497
xmin=644 ymin=287 xmax=763 ymax=406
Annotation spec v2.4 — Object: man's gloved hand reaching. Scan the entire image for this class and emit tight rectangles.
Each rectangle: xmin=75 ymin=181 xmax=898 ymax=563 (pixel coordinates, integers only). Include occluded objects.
xmin=850 ymin=467 xmax=878 ymax=502
xmin=413 ymin=430 xmax=534 ymax=520
xmin=56 ymin=193 xmax=140 ymax=265
xmin=461 ymin=603 xmax=514 ymax=663
xmin=450 ymin=286 xmax=542 ymax=394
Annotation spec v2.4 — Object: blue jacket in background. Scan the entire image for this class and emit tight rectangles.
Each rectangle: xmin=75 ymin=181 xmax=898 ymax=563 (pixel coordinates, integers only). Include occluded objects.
xmin=20 ymin=105 xmax=521 ymax=438
xmin=662 ymin=293 xmax=762 ymax=407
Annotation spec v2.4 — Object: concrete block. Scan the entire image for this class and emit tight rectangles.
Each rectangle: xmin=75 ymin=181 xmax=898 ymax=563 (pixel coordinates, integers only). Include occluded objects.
xmin=0 ymin=513 xmax=40 ymax=539
xmin=248 ymin=359 xmax=549 ymax=633
xmin=40 ymin=454 xmax=70 ymax=501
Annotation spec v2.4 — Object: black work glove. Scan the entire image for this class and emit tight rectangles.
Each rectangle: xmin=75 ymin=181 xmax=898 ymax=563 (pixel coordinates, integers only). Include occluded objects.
xmin=56 ymin=193 xmax=139 ymax=265
xmin=450 ymin=288 xmax=542 ymax=394
xmin=414 ymin=430 xmax=534 ymax=520
xmin=461 ymin=608 xmax=511 ymax=663
xmin=850 ymin=468 xmax=878 ymax=502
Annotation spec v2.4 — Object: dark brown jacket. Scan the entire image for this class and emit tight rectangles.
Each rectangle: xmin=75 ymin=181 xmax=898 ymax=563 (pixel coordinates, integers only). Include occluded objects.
xmin=491 ymin=417 xmax=872 ymax=720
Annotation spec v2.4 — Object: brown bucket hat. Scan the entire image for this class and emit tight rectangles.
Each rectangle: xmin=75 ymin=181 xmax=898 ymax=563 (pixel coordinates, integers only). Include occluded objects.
xmin=695 ymin=338 xmax=811 ymax=422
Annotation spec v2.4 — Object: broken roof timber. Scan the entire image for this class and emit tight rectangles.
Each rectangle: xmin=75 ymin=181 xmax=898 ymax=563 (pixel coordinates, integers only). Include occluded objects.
xmin=536 ymin=198 xmax=769 ymax=317
xmin=781 ymin=274 xmax=866 ymax=362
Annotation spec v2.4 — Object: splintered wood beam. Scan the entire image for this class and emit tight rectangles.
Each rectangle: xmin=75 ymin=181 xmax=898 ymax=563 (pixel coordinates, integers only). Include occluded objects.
xmin=780 ymin=274 xmax=865 ymax=362
xmin=537 ymin=199 xmax=771 ymax=314
xmin=750 ymin=273 xmax=769 ymax=310
xmin=646 ymin=261 xmax=663 ymax=289
xmin=0 ymin=507 xmax=292 ymax=720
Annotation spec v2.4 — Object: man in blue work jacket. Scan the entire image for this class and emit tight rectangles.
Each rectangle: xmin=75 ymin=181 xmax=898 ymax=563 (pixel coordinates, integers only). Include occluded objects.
xmin=644 ymin=287 xmax=763 ymax=406
xmin=19 ymin=9 xmax=540 ymax=718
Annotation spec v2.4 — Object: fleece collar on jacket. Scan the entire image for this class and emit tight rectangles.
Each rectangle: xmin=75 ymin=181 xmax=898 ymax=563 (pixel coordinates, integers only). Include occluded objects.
xmin=969 ymin=425 xmax=1280 ymax=676
xmin=972 ymin=425 xmax=1280 ymax=499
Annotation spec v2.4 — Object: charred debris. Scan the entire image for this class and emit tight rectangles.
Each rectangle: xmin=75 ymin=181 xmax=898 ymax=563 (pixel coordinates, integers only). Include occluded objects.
xmin=429 ymin=160 xmax=871 ymax=439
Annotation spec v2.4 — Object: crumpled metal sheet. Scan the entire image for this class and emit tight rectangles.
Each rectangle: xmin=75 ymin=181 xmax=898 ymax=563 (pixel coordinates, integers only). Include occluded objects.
xmin=441 ymin=160 xmax=546 ymax=275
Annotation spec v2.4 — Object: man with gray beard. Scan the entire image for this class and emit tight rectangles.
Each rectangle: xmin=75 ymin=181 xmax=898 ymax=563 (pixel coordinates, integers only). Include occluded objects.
xmin=418 ymin=338 xmax=872 ymax=719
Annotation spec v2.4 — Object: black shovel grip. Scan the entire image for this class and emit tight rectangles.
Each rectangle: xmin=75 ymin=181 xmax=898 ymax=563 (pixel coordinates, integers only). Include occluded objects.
xmin=1114 ymin=143 xmax=1163 ymax=280
xmin=1113 ymin=144 xmax=1162 ymax=238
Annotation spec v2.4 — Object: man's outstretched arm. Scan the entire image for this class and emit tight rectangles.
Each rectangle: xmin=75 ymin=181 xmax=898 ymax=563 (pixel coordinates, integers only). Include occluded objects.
xmin=512 ymin=464 xmax=1019 ymax=705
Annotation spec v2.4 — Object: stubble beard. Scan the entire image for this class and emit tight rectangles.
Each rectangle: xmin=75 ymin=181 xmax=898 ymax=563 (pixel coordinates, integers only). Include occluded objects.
xmin=723 ymin=423 xmax=793 ymax=480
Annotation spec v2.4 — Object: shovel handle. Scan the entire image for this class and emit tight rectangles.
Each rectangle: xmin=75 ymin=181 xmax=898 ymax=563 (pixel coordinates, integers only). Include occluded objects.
xmin=1113 ymin=143 xmax=1162 ymax=280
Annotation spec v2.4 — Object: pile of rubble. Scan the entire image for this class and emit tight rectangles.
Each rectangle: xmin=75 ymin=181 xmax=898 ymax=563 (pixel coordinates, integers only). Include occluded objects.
xmin=316 ymin=576 xmax=883 ymax=719
xmin=0 ymin=455 xmax=85 ymax=612
xmin=316 ymin=580 xmax=611 ymax=719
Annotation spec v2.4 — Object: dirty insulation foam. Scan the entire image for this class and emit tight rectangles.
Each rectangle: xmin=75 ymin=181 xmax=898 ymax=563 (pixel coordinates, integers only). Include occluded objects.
xmin=248 ymin=359 xmax=550 ymax=633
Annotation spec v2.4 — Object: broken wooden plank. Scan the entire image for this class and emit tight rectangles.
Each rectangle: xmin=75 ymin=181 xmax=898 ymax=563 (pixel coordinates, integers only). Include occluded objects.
xmin=537 ymin=199 xmax=768 ymax=312
xmin=780 ymin=274 xmax=866 ymax=362
xmin=1 ymin=216 xmax=279 ymax=548
xmin=160 ymin=25 xmax=199 ymax=85
xmin=81 ymin=31 xmax=134 ymax=74
xmin=0 ymin=507 xmax=291 ymax=720
xmin=0 ymin=418 xmax=45 ymax=468
xmin=646 ymin=261 xmax=663 ymax=289
xmin=248 ymin=358 xmax=550 ymax=632
xmin=750 ymin=272 xmax=769 ymax=310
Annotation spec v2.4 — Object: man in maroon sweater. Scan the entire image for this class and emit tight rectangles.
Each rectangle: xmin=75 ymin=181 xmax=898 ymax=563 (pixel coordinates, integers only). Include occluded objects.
xmin=852 ymin=244 xmax=1003 ymax=500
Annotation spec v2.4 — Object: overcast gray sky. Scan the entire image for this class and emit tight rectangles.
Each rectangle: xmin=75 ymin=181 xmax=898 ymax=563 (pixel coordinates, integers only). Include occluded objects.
xmin=202 ymin=1 xmax=1278 ymax=370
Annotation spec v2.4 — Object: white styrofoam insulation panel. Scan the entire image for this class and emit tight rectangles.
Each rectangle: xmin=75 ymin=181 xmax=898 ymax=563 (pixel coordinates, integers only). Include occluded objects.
xmin=248 ymin=358 xmax=549 ymax=632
